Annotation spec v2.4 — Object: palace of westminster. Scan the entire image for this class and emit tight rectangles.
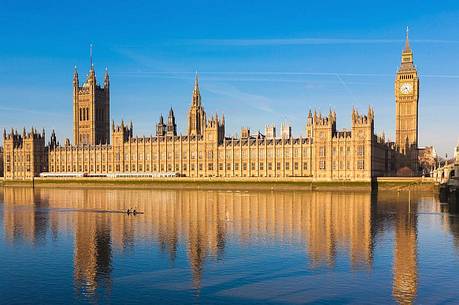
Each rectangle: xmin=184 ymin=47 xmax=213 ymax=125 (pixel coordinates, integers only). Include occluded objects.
xmin=1 ymin=31 xmax=424 ymax=181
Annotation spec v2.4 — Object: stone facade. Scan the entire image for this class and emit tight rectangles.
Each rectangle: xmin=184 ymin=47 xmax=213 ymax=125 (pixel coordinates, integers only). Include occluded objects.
xmin=73 ymin=64 xmax=110 ymax=145
xmin=2 ymin=128 xmax=47 ymax=179
xmin=2 ymin=32 xmax=418 ymax=181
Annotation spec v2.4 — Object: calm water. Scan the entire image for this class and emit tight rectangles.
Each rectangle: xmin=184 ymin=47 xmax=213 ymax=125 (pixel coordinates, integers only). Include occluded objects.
xmin=0 ymin=187 xmax=458 ymax=305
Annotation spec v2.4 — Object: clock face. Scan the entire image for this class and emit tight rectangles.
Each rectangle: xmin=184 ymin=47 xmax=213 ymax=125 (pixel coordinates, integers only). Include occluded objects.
xmin=400 ymin=82 xmax=413 ymax=94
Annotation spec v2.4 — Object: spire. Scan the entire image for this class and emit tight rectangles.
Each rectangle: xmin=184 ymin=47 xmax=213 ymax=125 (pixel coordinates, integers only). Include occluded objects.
xmin=191 ymin=71 xmax=202 ymax=107
xmin=194 ymin=71 xmax=199 ymax=92
xmin=404 ymin=26 xmax=410 ymax=51
xmin=73 ymin=66 xmax=79 ymax=85
xmin=159 ymin=114 xmax=164 ymax=124
xmin=90 ymin=43 xmax=94 ymax=70
xmin=168 ymin=107 xmax=174 ymax=118
xmin=104 ymin=67 xmax=109 ymax=87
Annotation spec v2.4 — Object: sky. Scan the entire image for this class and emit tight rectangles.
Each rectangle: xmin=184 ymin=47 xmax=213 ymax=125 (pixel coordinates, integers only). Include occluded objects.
xmin=0 ymin=0 xmax=458 ymax=155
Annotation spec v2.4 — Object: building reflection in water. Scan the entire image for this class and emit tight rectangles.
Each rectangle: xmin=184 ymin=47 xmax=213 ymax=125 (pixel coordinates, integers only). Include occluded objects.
xmin=0 ymin=187 xmax=445 ymax=304
xmin=376 ymin=192 xmax=418 ymax=305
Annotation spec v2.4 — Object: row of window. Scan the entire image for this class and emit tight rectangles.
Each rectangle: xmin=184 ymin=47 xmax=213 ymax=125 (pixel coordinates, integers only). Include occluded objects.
xmin=51 ymin=161 xmax=312 ymax=173
xmin=321 ymin=146 xmax=365 ymax=157
xmin=5 ymin=154 xmax=31 ymax=162
xmin=79 ymin=107 xmax=89 ymax=121
xmin=399 ymin=74 xmax=414 ymax=80
xmin=49 ymin=159 xmax=367 ymax=173
xmin=319 ymin=160 xmax=365 ymax=170
xmin=50 ymin=145 xmax=366 ymax=163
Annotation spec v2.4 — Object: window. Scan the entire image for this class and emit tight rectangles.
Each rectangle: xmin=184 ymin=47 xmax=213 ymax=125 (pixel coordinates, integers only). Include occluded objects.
xmin=259 ymin=162 xmax=264 ymax=170
xmin=332 ymin=161 xmax=337 ymax=170
xmin=357 ymin=160 xmax=365 ymax=170
xmin=294 ymin=162 xmax=298 ymax=170
xmin=303 ymin=162 xmax=308 ymax=170
xmin=226 ymin=163 xmax=231 ymax=170
xmin=276 ymin=162 xmax=281 ymax=170
xmin=208 ymin=163 xmax=213 ymax=170
xmin=319 ymin=146 xmax=326 ymax=157
xmin=319 ymin=160 xmax=326 ymax=170
xmin=268 ymin=162 xmax=272 ymax=170
xmin=242 ymin=163 xmax=247 ymax=170
xmin=251 ymin=162 xmax=255 ymax=170
xmin=285 ymin=162 xmax=289 ymax=170
xmin=234 ymin=163 xmax=239 ymax=170
xmin=357 ymin=145 xmax=365 ymax=157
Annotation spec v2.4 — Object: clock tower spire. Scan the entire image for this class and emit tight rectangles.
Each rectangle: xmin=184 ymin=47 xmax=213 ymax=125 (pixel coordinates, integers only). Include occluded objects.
xmin=395 ymin=27 xmax=419 ymax=172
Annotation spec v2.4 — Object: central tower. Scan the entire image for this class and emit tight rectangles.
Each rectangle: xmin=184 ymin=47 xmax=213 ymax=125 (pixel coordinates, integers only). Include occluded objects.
xmin=187 ymin=73 xmax=206 ymax=136
xmin=73 ymin=49 xmax=110 ymax=145
xmin=395 ymin=28 xmax=419 ymax=168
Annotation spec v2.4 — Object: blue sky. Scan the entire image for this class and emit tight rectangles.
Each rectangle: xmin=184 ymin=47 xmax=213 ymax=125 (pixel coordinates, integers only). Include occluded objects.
xmin=0 ymin=0 xmax=458 ymax=155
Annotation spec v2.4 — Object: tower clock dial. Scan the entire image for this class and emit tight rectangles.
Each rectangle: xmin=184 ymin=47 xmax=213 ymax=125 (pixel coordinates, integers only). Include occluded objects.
xmin=400 ymin=82 xmax=413 ymax=94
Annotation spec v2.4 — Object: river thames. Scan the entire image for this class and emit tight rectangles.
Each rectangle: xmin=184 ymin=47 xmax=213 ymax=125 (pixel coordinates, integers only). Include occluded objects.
xmin=0 ymin=187 xmax=458 ymax=304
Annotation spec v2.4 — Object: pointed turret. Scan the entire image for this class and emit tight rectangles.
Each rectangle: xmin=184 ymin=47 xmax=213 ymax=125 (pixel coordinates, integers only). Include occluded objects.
xmin=400 ymin=27 xmax=414 ymax=66
xmin=73 ymin=66 xmax=79 ymax=86
xmin=167 ymin=108 xmax=177 ymax=136
xmin=49 ymin=129 xmax=58 ymax=148
xmin=188 ymin=71 xmax=206 ymax=136
xmin=156 ymin=114 xmax=166 ymax=136
xmin=192 ymin=72 xmax=201 ymax=107
xmin=104 ymin=67 xmax=110 ymax=88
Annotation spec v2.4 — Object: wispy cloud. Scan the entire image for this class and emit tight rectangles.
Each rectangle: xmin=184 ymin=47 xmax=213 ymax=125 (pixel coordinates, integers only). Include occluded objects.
xmin=0 ymin=105 xmax=64 ymax=116
xmin=180 ymin=38 xmax=459 ymax=47
xmin=112 ymin=71 xmax=459 ymax=79
xmin=205 ymin=83 xmax=274 ymax=114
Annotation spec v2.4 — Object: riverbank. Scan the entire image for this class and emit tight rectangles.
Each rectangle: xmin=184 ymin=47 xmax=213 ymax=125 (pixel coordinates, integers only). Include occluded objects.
xmin=0 ymin=176 xmax=436 ymax=191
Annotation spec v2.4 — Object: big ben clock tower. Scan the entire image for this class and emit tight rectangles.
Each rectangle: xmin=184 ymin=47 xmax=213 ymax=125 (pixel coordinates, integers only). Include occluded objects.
xmin=395 ymin=27 xmax=419 ymax=170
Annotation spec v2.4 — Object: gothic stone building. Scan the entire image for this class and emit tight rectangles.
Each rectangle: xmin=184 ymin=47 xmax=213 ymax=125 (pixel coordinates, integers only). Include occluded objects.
xmin=2 ymin=32 xmax=417 ymax=181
